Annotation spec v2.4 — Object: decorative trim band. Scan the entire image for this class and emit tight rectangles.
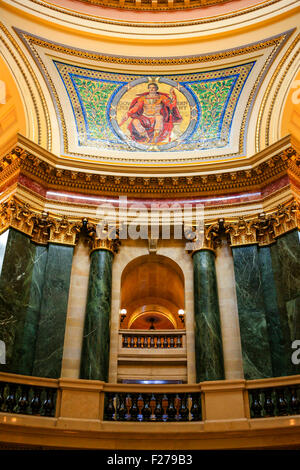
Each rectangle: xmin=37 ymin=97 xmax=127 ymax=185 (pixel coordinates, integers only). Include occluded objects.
xmin=78 ymin=0 xmax=239 ymax=12
xmin=0 ymin=137 xmax=298 ymax=197
xmin=0 ymin=196 xmax=298 ymax=249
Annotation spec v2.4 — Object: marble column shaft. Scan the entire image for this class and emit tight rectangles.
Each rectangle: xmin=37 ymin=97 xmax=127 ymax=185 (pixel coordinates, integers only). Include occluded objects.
xmin=15 ymin=245 xmax=48 ymax=375
xmin=232 ymin=245 xmax=272 ymax=379
xmin=0 ymin=229 xmax=37 ymax=374
xmin=80 ymin=249 xmax=113 ymax=381
xmin=33 ymin=243 xmax=74 ymax=379
xmin=257 ymin=246 xmax=286 ymax=377
xmin=193 ymin=249 xmax=224 ymax=382
xmin=270 ymin=230 xmax=300 ymax=375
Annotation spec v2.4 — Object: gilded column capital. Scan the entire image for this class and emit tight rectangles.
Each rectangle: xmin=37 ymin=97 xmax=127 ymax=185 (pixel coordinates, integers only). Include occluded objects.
xmin=225 ymin=217 xmax=257 ymax=247
xmin=272 ymin=201 xmax=299 ymax=238
xmin=187 ymin=222 xmax=222 ymax=255
xmin=0 ymin=199 xmax=35 ymax=237
xmin=31 ymin=212 xmax=53 ymax=245
xmin=49 ymin=216 xmax=81 ymax=246
xmin=89 ymin=225 xmax=121 ymax=255
xmin=252 ymin=213 xmax=276 ymax=246
xmin=0 ymin=200 xmax=13 ymax=234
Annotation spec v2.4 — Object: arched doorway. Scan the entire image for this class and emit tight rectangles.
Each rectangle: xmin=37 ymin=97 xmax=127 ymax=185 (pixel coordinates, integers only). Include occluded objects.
xmin=120 ymin=253 xmax=185 ymax=330
xmin=117 ymin=254 xmax=187 ymax=383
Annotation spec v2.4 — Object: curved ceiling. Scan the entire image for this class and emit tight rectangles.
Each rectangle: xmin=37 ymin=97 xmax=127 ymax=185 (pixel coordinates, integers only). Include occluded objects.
xmin=120 ymin=254 xmax=185 ymax=328
xmin=32 ymin=0 xmax=272 ymax=20
xmin=0 ymin=0 xmax=299 ymax=176
xmin=0 ymin=56 xmax=26 ymax=152
xmin=15 ymin=27 xmax=292 ymax=169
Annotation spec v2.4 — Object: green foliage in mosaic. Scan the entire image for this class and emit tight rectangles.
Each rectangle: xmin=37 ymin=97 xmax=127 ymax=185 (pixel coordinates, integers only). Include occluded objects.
xmin=73 ymin=77 xmax=119 ymax=140
xmin=189 ymin=77 xmax=236 ymax=141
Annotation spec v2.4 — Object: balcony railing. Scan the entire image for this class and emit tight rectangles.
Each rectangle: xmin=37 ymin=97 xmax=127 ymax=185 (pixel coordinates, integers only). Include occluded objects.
xmin=120 ymin=329 xmax=185 ymax=349
xmin=0 ymin=375 xmax=58 ymax=417
xmin=0 ymin=372 xmax=300 ymax=428
xmin=104 ymin=391 xmax=201 ymax=421
xmin=248 ymin=384 xmax=300 ymax=418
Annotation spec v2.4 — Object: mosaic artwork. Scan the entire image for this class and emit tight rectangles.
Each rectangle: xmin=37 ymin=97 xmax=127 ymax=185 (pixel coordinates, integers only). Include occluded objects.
xmin=54 ymin=62 xmax=255 ymax=152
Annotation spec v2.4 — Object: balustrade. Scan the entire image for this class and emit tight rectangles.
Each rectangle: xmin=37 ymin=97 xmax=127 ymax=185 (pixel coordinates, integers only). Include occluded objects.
xmin=248 ymin=385 xmax=300 ymax=418
xmin=121 ymin=330 xmax=184 ymax=349
xmin=0 ymin=380 xmax=57 ymax=417
xmin=83 ymin=0 xmax=231 ymax=11
xmin=104 ymin=392 xmax=202 ymax=421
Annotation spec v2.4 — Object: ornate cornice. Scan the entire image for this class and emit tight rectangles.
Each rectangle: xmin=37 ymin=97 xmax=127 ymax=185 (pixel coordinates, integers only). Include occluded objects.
xmin=225 ymin=200 xmax=299 ymax=247
xmin=186 ymin=199 xmax=299 ymax=253
xmin=0 ymin=197 xmax=298 ymax=249
xmin=0 ymin=198 xmax=83 ymax=246
xmin=78 ymin=0 xmax=240 ymax=12
xmin=20 ymin=29 xmax=283 ymax=66
xmin=0 ymin=138 xmax=299 ymax=197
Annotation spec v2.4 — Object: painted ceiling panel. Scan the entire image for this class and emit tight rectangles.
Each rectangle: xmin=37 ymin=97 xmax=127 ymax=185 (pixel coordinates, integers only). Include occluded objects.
xmin=16 ymin=29 xmax=291 ymax=166
xmin=54 ymin=61 xmax=254 ymax=153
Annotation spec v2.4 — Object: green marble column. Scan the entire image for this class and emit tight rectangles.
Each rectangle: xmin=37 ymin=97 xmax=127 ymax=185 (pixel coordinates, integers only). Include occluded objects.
xmin=193 ymin=249 xmax=224 ymax=382
xmin=80 ymin=249 xmax=113 ymax=381
xmin=258 ymin=246 xmax=286 ymax=377
xmin=33 ymin=243 xmax=74 ymax=379
xmin=0 ymin=229 xmax=37 ymax=374
xmin=232 ymin=245 xmax=272 ymax=379
xmin=270 ymin=230 xmax=300 ymax=375
xmin=13 ymin=245 xmax=48 ymax=375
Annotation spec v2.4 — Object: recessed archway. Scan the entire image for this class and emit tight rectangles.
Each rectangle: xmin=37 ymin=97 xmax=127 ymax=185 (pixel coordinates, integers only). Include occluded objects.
xmin=120 ymin=254 xmax=185 ymax=330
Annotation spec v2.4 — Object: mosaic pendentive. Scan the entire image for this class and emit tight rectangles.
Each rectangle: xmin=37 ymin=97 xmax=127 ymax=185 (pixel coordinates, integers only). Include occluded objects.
xmin=54 ymin=62 xmax=254 ymax=153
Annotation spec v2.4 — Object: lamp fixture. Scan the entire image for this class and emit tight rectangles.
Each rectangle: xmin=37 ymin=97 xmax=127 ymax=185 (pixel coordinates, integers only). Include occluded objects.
xmin=120 ymin=308 xmax=127 ymax=324
xmin=178 ymin=309 xmax=185 ymax=324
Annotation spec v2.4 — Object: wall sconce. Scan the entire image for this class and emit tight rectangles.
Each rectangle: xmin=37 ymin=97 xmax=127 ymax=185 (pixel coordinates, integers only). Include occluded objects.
xmin=120 ymin=308 xmax=127 ymax=325
xmin=178 ymin=309 xmax=185 ymax=324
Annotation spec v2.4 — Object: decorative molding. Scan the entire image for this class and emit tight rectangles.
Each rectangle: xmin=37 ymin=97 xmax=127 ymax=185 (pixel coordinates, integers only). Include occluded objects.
xmin=256 ymin=33 xmax=300 ymax=152
xmin=19 ymin=29 xmax=283 ymax=66
xmin=0 ymin=22 xmax=51 ymax=150
xmin=148 ymin=238 xmax=158 ymax=254
xmin=0 ymin=197 xmax=298 ymax=249
xmin=186 ymin=199 xmax=299 ymax=252
xmin=0 ymin=137 xmax=298 ymax=197
xmin=24 ymin=0 xmax=282 ymax=28
xmin=225 ymin=199 xmax=299 ymax=247
xmin=0 ymin=198 xmax=83 ymax=246
xmin=77 ymin=0 xmax=240 ymax=12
